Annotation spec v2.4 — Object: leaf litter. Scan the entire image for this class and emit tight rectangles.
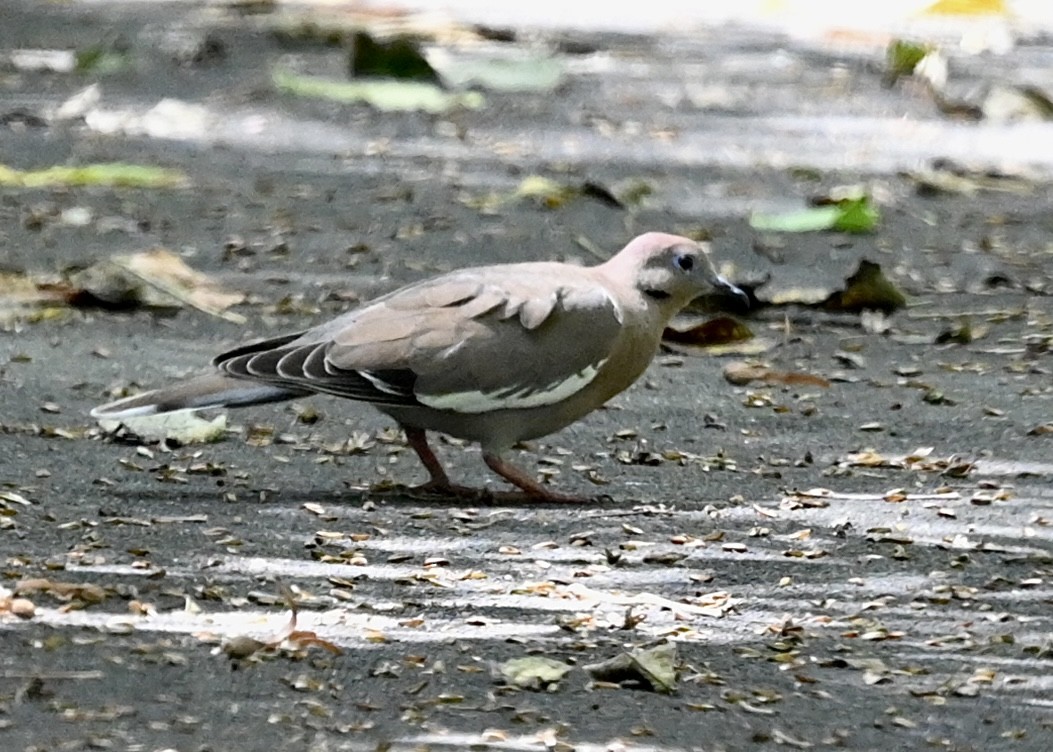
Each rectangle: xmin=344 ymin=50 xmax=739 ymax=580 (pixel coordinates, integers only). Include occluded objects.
xmin=749 ymin=192 xmax=879 ymax=234
xmin=462 ymin=174 xmax=634 ymax=213
xmin=0 ymin=586 xmax=36 ymax=620
xmin=273 ymin=68 xmax=484 ymax=113
xmin=8 ymin=6 xmax=1053 ymax=746
xmin=274 ymin=27 xmax=563 ymax=113
xmin=583 ymin=642 xmax=678 ymax=693
xmin=216 ymin=582 xmax=342 ymax=662
xmin=2 ymin=248 xmax=246 ymax=329
xmin=0 ymin=162 xmax=186 ymax=188
xmin=884 ymin=28 xmax=1053 ymax=123
xmin=496 ymin=656 xmax=572 ymax=690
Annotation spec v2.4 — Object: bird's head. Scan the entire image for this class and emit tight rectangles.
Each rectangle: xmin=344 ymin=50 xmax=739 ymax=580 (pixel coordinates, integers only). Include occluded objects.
xmin=607 ymin=232 xmax=747 ymax=314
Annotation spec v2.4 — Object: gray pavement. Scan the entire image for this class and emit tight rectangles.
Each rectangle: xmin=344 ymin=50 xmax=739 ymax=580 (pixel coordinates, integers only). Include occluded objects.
xmin=0 ymin=2 xmax=1051 ymax=751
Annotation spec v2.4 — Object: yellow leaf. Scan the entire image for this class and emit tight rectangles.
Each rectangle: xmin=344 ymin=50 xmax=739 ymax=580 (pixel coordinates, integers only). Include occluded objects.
xmin=924 ymin=0 xmax=1006 ymax=15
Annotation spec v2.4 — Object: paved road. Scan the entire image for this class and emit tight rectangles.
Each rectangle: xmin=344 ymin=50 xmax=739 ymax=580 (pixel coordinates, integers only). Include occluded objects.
xmin=1 ymin=2 xmax=1051 ymax=751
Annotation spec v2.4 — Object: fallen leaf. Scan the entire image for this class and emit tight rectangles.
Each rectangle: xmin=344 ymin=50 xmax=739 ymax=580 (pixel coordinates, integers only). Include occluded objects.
xmin=435 ymin=54 xmax=564 ymax=93
xmin=884 ymin=39 xmax=933 ymax=85
xmin=823 ymin=260 xmax=906 ymax=313
xmin=8 ymin=48 xmax=77 ymax=73
xmin=722 ymin=361 xmax=830 ymax=388
xmin=95 ymin=411 xmax=227 ymax=445
xmin=924 ymin=0 xmax=1006 ymax=15
xmin=497 ymin=656 xmax=572 ymax=690
xmin=980 ymin=84 xmax=1053 ymax=123
xmin=0 ymin=163 xmax=186 ymax=188
xmin=222 ymin=635 xmax=267 ymax=660
xmin=786 ymin=487 xmax=959 ymax=503
xmin=219 ymin=581 xmax=341 ymax=660
xmin=515 ymin=175 xmax=577 ymax=208
xmin=749 ymin=195 xmax=878 ymax=234
xmin=583 ymin=643 xmax=678 ymax=693
xmin=349 ymin=31 xmax=440 ymax=83
xmin=286 ymin=630 xmax=343 ymax=655
xmin=466 ymin=176 xmax=633 ymax=213
xmin=75 ymin=40 xmax=133 ymax=74
xmin=0 ymin=586 xmax=37 ymax=619
xmin=935 ymin=319 xmax=987 ymax=344
xmin=663 ymin=316 xmax=753 ymax=348
xmin=15 ymin=578 xmax=107 ymax=605
xmin=750 ymin=205 xmax=843 ymax=233
xmin=909 ymin=166 xmax=1034 ymax=196
xmin=71 ymin=248 xmax=246 ymax=322
xmin=273 ymin=68 xmax=483 ymax=113
xmin=0 ymin=272 xmax=76 ymax=327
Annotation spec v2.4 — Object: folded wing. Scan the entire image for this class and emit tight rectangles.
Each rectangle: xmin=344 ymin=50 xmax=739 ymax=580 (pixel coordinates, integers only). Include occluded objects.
xmin=213 ymin=269 xmax=623 ymax=414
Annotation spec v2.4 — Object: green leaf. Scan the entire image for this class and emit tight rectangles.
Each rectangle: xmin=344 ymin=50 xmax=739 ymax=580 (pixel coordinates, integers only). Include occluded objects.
xmin=75 ymin=44 xmax=132 ymax=75
xmin=515 ymin=175 xmax=577 ymax=208
xmin=749 ymin=205 xmax=842 ymax=233
xmin=0 ymin=163 xmax=186 ymax=188
xmin=273 ymin=68 xmax=484 ymax=113
xmin=750 ymin=196 xmax=879 ymax=234
xmin=437 ymin=57 xmax=564 ymax=93
xmin=885 ymin=39 xmax=932 ymax=83
xmin=832 ymin=197 xmax=880 ymax=232
xmin=614 ymin=179 xmax=655 ymax=207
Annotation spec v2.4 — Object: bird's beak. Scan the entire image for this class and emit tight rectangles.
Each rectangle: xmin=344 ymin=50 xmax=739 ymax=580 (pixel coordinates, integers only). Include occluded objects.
xmin=713 ymin=274 xmax=749 ymax=308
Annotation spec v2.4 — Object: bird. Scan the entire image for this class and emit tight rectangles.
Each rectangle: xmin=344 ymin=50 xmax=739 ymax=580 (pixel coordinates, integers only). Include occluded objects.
xmin=91 ymin=232 xmax=746 ymax=502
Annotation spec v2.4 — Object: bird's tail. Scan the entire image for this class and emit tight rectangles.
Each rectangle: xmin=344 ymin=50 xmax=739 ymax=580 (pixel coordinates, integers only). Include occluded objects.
xmin=90 ymin=373 xmax=304 ymax=420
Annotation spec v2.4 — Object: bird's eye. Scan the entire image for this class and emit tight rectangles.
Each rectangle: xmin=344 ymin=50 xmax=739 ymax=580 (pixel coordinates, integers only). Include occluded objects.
xmin=674 ymin=253 xmax=694 ymax=272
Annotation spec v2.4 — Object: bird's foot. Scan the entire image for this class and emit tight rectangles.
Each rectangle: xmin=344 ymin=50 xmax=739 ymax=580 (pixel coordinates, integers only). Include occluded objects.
xmin=482 ymin=452 xmax=597 ymax=503
xmin=406 ymin=479 xmax=491 ymax=501
xmin=486 ymin=488 xmax=597 ymax=504
xmin=400 ymin=480 xmax=594 ymax=504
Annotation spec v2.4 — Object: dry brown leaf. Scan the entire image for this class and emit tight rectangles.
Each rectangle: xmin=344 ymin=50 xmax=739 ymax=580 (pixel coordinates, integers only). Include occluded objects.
xmin=785 ymin=488 xmax=960 ymax=503
xmin=0 ymin=587 xmax=37 ymax=619
xmin=222 ymin=635 xmax=267 ymax=659
xmin=0 ymin=272 xmax=77 ymax=327
xmin=823 ymin=260 xmax=906 ymax=313
xmin=582 ymin=643 xmax=677 ymax=693
xmin=71 ymin=248 xmax=245 ymax=322
xmin=15 ymin=578 xmax=107 ymax=604
xmin=839 ymin=449 xmax=974 ymax=476
xmin=219 ymin=581 xmax=341 ymax=658
xmin=0 ymin=272 xmax=74 ymax=305
xmin=723 ymin=361 xmax=831 ymax=388
xmin=663 ymin=316 xmax=753 ymax=348
xmin=287 ymin=630 xmax=343 ymax=654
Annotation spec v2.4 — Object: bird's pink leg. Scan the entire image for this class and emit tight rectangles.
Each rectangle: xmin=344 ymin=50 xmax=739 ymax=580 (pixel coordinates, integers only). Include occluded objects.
xmin=403 ymin=427 xmax=483 ymax=498
xmin=482 ymin=451 xmax=590 ymax=503
xmin=401 ymin=428 xmax=591 ymax=503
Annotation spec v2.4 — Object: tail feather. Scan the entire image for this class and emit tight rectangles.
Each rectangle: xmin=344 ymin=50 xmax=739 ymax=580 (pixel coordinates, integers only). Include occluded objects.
xmin=91 ymin=373 xmax=305 ymax=420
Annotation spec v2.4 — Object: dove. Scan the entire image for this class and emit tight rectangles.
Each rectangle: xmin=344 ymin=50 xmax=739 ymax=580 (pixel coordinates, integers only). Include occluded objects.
xmin=92 ymin=232 xmax=745 ymax=501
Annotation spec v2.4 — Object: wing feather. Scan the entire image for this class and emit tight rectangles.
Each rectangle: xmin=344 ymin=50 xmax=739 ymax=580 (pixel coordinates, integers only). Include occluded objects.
xmin=212 ymin=265 xmax=623 ymax=414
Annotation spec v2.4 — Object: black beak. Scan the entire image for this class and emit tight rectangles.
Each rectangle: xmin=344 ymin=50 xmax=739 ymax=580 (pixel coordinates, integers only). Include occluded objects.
xmin=714 ymin=275 xmax=750 ymax=308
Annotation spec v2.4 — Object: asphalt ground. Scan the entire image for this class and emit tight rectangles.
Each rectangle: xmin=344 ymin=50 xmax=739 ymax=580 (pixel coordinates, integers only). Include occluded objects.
xmin=0 ymin=2 xmax=1051 ymax=751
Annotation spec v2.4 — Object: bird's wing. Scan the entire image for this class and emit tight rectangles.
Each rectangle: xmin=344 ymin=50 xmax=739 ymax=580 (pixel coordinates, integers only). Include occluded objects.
xmin=213 ymin=267 xmax=625 ymax=413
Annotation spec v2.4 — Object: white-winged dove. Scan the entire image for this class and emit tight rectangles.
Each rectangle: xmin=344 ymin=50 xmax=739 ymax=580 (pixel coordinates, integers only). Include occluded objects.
xmin=92 ymin=232 xmax=745 ymax=501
